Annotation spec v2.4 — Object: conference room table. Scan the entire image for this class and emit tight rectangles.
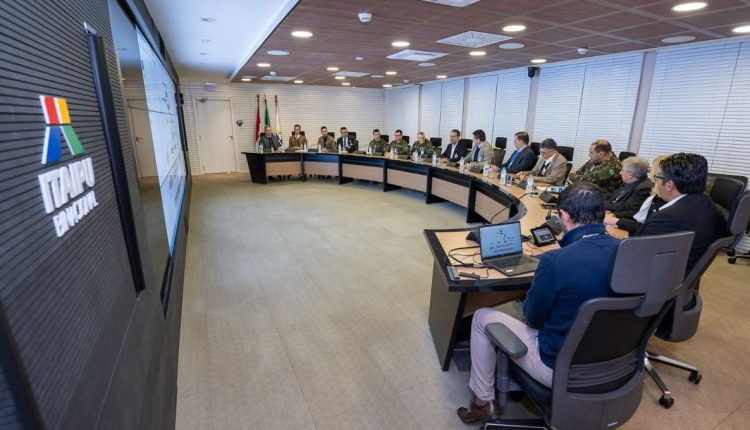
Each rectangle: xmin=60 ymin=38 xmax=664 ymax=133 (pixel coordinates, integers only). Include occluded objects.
xmin=243 ymin=150 xmax=627 ymax=370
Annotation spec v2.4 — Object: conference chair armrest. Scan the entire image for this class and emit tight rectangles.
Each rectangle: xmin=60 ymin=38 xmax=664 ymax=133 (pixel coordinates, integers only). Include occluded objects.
xmin=486 ymin=323 xmax=528 ymax=358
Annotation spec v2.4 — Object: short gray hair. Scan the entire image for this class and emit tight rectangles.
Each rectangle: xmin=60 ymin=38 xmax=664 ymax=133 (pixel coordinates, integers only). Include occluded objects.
xmin=623 ymin=156 xmax=649 ymax=180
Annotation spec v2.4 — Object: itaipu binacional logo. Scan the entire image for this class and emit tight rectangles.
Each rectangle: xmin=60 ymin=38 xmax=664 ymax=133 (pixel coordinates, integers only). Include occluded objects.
xmin=37 ymin=95 xmax=99 ymax=238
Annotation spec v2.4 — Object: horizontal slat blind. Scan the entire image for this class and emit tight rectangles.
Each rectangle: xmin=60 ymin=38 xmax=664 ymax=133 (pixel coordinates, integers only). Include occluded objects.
xmin=465 ymin=75 xmax=497 ymax=139
xmin=440 ymin=79 xmax=465 ymax=142
xmin=534 ymin=63 xmax=585 ymax=159
xmin=420 ymin=83 xmax=442 ymax=141
xmin=493 ymin=69 xmax=531 ymax=145
xmin=712 ymin=42 xmax=750 ymax=177
xmin=387 ymin=86 xmax=420 ymax=139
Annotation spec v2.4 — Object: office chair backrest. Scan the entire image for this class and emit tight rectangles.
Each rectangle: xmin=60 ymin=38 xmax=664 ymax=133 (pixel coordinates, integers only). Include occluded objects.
xmin=565 ymin=162 xmax=573 ymax=181
xmin=658 ymin=193 xmax=750 ymax=342
xmin=300 ymin=131 xmax=305 ymax=136
xmin=327 ymin=131 xmax=335 ymax=138
xmin=495 ymin=137 xmax=507 ymax=149
xmin=547 ymin=232 xmax=693 ymax=430
xmin=530 ymin=141 xmax=540 ymax=156
xmin=348 ymin=131 xmax=356 ymax=139
xmin=459 ymin=138 xmax=472 ymax=150
xmin=619 ymin=151 xmax=636 ymax=161
xmin=557 ymin=145 xmax=574 ymax=163
xmin=381 ymin=134 xmax=389 ymax=142
xmin=429 ymin=137 xmax=442 ymax=148
xmin=709 ymin=176 xmax=745 ymax=215
xmin=402 ymin=135 xmax=410 ymax=143
xmin=493 ymin=148 xmax=506 ymax=166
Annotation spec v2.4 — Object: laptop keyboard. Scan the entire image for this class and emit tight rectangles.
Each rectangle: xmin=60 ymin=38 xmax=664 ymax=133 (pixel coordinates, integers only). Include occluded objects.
xmin=486 ymin=254 xmax=537 ymax=270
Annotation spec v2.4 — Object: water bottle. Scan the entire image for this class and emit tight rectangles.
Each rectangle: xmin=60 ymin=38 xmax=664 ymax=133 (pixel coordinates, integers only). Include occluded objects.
xmin=459 ymin=158 xmax=465 ymax=173
xmin=499 ymin=167 xmax=507 ymax=184
xmin=526 ymin=174 xmax=535 ymax=194
xmin=483 ymin=163 xmax=490 ymax=177
xmin=432 ymin=153 xmax=437 ymax=166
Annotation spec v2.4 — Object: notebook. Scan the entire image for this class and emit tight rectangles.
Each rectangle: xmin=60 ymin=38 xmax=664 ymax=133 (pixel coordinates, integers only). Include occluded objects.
xmin=479 ymin=222 xmax=539 ymax=276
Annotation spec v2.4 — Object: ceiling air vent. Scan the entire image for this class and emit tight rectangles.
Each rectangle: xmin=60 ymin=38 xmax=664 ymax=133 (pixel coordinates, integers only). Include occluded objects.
xmin=387 ymin=49 xmax=448 ymax=62
xmin=260 ymin=75 xmax=296 ymax=81
xmin=437 ymin=31 xmax=512 ymax=48
xmin=333 ymin=71 xmax=370 ymax=77
xmin=422 ymin=0 xmax=481 ymax=7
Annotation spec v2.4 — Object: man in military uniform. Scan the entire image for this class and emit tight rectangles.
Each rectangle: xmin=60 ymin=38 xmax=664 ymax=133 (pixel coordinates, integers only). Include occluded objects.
xmin=387 ymin=129 xmax=410 ymax=157
xmin=410 ymin=131 xmax=434 ymax=158
xmin=367 ymin=129 xmax=388 ymax=155
xmin=567 ymin=140 xmax=623 ymax=194
xmin=317 ymin=126 xmax=336 ymax=152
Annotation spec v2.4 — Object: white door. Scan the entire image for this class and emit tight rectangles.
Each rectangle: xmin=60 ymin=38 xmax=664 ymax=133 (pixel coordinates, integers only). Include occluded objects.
xmin=196 ymin=99 xmax=236 ymax=173
xmin=127 ymin=99 xmax=158 ymax=177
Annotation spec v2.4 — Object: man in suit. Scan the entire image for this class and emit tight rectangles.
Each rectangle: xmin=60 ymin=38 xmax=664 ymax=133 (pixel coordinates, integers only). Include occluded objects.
xmin=635 ymin=152 xmax=728 ymax=273
xmin=502 ymin=131 xmax=537 ymax=174
xmin=367 ymin=129 xmax=388 ymax=155
xmin=568 ymin=140 xmax=623 ymax=194
xmin=317 ymin=126 xmax=335 ymax=152
xmin=604 ymin=156 xmax=652 ymax=218
xmin=336 ymin=126 xmax=357 ymax=153
xmin=440 ymin=129 xmax=467 ymax=163
xmin=257 ymin=125 xmax=281 ymax=152
xmin=518 ymin=138 xmax=568 ymax=185
xmin=457 ymin=183 xmax=619 ymax=423
xmin=287 ymin=124 xmax=307 ymax=151
xmin=387 ymin=129 xmax=410 ymax=157
xmin=464 ymin=129 xmax=494 ymax=172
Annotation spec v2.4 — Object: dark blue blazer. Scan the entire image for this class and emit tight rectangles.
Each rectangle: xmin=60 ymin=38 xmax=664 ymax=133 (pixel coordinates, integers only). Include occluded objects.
xmin=441 ymin=141 xmax=468 ymax=162
xmin=503 ymin=146 xmax=537 ymax=173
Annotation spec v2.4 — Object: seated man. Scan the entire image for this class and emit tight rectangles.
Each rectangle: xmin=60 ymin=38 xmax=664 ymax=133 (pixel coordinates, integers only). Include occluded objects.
xmin=367 ymin=129 xmax=388 ymax=155
xmin=568 ymin=140 xmax=623 ymax=194
xmin=635 ymin=153 xmax=728 ymax=273
xmin=605 ymin=154 xmax=669 ymax=234
xmin=458 ymin=183 xmax=620 ymax=424
xmin=463 ymin=129 xmax=494 ymax=172
xmin=440 ymin=129 xmax=467 ymax=163
xmin=517 ymin=138 xmax=568 ymax=185
xmin=501 ymin=131 xmax=537 ymax=174
xmin=410 ymin=131 xmax=434 ymax=158
xmin=317 ymin=126 xmax=336 ymax=152
xmin=605 ymin=156 xmax=652 ymax=218
xmin=387 ymin=129 xmax=410 ymax=157
xmin=287 ymin=124 xmax=307 ymax=151
xmin=257 ymin=125 xmax=281 ymax=152
xmin=336 ymin=126 xmax=357 ymax=153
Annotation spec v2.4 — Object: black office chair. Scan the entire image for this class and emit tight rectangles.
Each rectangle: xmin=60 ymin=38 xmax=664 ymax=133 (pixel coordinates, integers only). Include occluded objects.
xmin=557 ymin=145 xmax=574 ymax=163
xmin=706 ymin=174 xmax=749 ymax=263
xmin=299 ymin=131 xmax=305 ymax=136
xmin=403 ymin=135 xmax=410 ymax=143
xmin=327 ymin=131 xmax=335 ymax=138
xmin=645 ymin=192 xmax=750 ymax=408
xmin=530 ymin=141 xmax=540 ymax=156
xmin=564 ymin=162 xmax=573 ymax=182
xmin=495 ymin=137 xmax=507 ymax=149
xmin=381 ymin=134 xmax=389 ymax=142
xmin=619 ymin=151 xmax=636 ymax=161
xmin=709 ymin=177 xmax=745 ymax=219
xmin=348 ymin=131 xmax=356 ymax=139
xmin=493 ymin=148 xmax=506 ymax=166
xmin=429 ymin=137 xmax=442 ymax=148
xmin=459 ymin=138 xmax=472 ymax=150
xmin=484 ymin=232 xmax=694 ymax=430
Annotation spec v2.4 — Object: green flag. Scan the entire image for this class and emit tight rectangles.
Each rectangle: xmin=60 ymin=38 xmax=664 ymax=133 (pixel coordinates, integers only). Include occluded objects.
xmin=264 ymin=96 xmax=270 ymax=127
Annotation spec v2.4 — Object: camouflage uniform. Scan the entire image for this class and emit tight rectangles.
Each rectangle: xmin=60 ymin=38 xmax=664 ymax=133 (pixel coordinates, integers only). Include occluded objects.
xmin=367 ymin=138 xmax=388 ymax=155
xmin=410 ymin=140 xmax=434 ymax=158
xmin=386 ymin=139 xmax=410 ymax=156
xmin=568 ymin=156 xmax=623 ymax=194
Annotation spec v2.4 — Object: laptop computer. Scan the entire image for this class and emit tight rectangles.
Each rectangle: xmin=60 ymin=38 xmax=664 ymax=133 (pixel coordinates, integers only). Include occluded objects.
xmin=479 ymin=222 xmax=539 ymax=276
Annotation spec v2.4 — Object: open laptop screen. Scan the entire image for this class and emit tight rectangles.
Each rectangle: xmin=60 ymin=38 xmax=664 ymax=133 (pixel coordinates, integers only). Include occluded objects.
xmin=480 ymin=222 xmax=523 ymax=260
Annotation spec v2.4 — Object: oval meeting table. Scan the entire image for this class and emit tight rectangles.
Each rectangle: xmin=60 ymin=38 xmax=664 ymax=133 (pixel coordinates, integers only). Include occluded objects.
xmin=243 ymin=150 xmax=627 ymax=371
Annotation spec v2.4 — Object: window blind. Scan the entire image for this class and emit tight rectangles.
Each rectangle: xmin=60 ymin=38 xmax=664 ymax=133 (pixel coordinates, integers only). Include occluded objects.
xmin=465 ymin=75 xmax=497 ymax=139
xmin=493 ymin=69 xmax=530 ymax=144
xmin=388 ymin=86 xmax=420 ymax=139
xmin=533 ymin=63 xmax=586 ymax=157
xmin=440 ymin=79 xmax=465 ymax=142
xmin=420 ymin=83 xmax=442 ymax=141
xmin=712 ymin=42 xmax=750 ymax=178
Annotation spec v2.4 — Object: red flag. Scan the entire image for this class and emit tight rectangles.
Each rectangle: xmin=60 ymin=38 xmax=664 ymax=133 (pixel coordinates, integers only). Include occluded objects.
xmin=254 ymin=94 xmax=261 ymax=142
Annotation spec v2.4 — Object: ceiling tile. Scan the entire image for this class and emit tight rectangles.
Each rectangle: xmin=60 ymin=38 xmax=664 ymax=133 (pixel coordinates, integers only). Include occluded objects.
xmin=523 ymin=26 xmax=592 ymax=42
xmin=610 ymin=21 xmax=688 ymax=39
xmin=528 ymin=2 xmax=621 ymax=25
xmin=573 ymin=11 xmax=657 ymax=32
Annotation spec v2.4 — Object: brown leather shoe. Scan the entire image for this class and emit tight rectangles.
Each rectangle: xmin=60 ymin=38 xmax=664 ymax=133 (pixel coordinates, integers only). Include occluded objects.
xmin=456 ymin=396 xmax=502 ymax=424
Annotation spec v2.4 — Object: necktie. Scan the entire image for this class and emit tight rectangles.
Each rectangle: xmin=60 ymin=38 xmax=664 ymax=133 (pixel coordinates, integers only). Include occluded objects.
xmin=473 ymin=145 xmax=480 ymax=162
xmin=507 ymin=149 xmax=520 ymax=166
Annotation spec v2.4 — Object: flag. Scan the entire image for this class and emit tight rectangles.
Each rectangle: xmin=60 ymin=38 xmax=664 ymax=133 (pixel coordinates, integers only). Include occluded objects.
xmin=274 ymin=95 xmax=281 ymax=136
xmin=264 ymin=96 xmax=270 ymax=128
xmin=254 ymin=94 xmax=260 ymax=142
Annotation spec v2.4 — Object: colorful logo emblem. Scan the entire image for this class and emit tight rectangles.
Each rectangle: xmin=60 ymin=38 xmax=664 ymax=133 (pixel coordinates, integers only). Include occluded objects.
xmin=39 ymin=95 xmax=84 ymax=164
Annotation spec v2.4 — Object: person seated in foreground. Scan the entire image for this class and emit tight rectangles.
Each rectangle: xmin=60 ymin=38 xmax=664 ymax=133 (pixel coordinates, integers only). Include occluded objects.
xmin=410 ymin=131 xmax=434 ymax=158
xmin=604 ymin=156 xmax=652 ymax=218
xmin=517 ymin=138 xmax=568 ymax=185
xmin=386 ymin=129 xmax=410 ymax=157
xmin=440 ymin=129 xmax=466 ymax=163
xmin=567 ymin=139 xmax=623 ymax=194
xmin=463 ymin=129 xmax=494 ymax=172
xmin=367 ymin=129 xmax=388 ymax=155
xmin=457 ymin=182 xmax=620 ymax=424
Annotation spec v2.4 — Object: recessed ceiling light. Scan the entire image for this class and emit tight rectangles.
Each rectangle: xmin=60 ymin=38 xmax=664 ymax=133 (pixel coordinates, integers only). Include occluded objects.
xmin=499 ymin=42 xmax=525 ymax=50
xmin=672 ymin=2 xmax=708 ymax=12
xmin=327 ymin=66 xmax=339 ymax=71
xmin=294 ymin=80 xmax=303 ymax=84
xmin=418 ymin=62 xmax=436 ymax=67
xmin=530 ymin=58 xmax=546 ymax=64
xmin=662 ymin=35 xmax=697 ymax=43
xmin=241 ymin=78 xmax=251 ymax=82
xmin=355 ymin=56 xmax=364 ymax=60
xmin=502 ymin=24 xmax=526 ymax=32
xmin=382 ymin=84 xmax=393 ymax=88
xmin=385 ymin=71 xmax=397 ymax=75
xmin=436 ymin=74 xmax=447 ymax=79
xmin=732 ymin=25 xmax=750 ymax=33
xmin=267 ymin=50 xmax=289 ymax=56
xmin=469 ymin=50 xmax=486 ymax=56
xmin=291 ymin=30 xmax=313 ymax=38
xmin=200 ymin=17 xmax=217 ymax=23
xmin=371 ymin=74 xmax=384 ymax=78
xmin=342 ymin=82 xmax=351 ymax=86
xmin=257 ymin=62 xmax=271 ymax=67
xmin=201 ymin=39 xmax=211 ymax=44
xmin=392 ymin=41 xmax=410 ymax=47
xmin=335 ymin=76 xmax=346 ymax=80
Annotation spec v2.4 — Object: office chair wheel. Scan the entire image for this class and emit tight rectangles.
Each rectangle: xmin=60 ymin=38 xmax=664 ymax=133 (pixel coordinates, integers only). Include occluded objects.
xmin=689 ymin=371 xmax=702 ymax=384
xmin=728 ymin=257 xmax=737 ymax=264
xmin=508 ymin=391 xmax=525 ymax=402
xmin=728 ymin=250 xmax=736 ymax=257
xmin=659 ymin=395 xmax=674 ymax=409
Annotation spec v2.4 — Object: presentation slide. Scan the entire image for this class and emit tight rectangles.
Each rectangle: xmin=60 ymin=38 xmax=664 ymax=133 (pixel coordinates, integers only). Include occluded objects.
xmin=481 ymin=223 xmax=522 ymax=259
xmin=137 ymin=31 xmax=186 ymax=253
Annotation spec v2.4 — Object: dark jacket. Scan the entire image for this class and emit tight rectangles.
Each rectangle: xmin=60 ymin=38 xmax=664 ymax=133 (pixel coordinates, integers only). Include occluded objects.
xmin=503 ymin=146 xmax=537 ymax=173
xmin=606 ymin=178 xmax=653 ymax=218
xmin=441 ymin=140 xmax=468 ymax=162
xmin=636 ymin=193 xmax=728 ymax=273
xmin=336 ymin=136 xmax=358 ymax=153
xmin=523 ymin=224 xmax=620 ymax=369
xmin=616 ymin=195 xmax=666 ymax=235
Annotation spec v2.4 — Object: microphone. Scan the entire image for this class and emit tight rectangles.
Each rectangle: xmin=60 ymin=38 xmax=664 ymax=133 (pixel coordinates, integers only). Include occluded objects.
xmin=543 ymin=215 xmax=563 ymax=236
